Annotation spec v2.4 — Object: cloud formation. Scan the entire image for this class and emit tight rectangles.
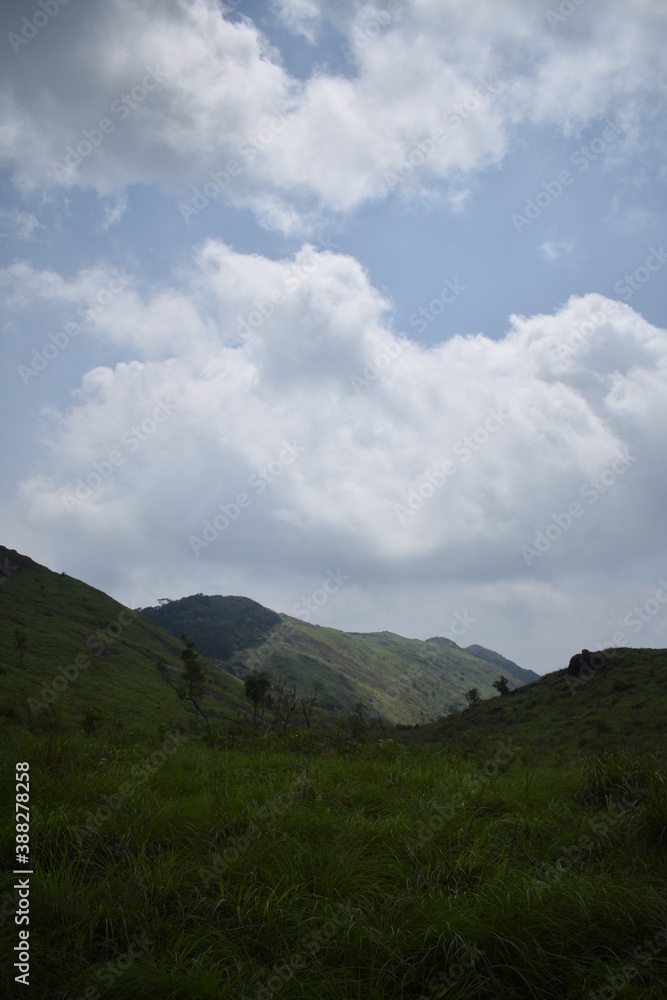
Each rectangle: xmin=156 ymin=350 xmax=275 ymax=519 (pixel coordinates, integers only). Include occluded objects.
xmin=5 ymin=241 xmax=667 ymax=666
xmin=1 ymin=0 xmax=665 ymax=224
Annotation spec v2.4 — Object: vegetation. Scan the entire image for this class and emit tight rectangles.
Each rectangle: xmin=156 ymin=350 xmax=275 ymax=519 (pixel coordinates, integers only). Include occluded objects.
xmin=1 ymin=715 xmax=666 ymax=998
xmin=0 ymin=545 xmax=665 ymax=996
xmin=140 ymin=594 xmax=282 ymax=662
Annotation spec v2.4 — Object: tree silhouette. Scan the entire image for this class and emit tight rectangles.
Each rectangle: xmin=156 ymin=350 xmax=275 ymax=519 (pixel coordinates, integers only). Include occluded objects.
xmin=299 ymin=683 xmax=321 ymax=729
xmin=493 ymin=675 xmax=510 ymax=696
xmin=178 ymin=637 xmax=208 ymax=725
xmin=465 ymin=687 xmax=481 ymax=708
xmin=244 ymin=671 xmax=271 ymax=723
xmin=157 ymin=637 xmax=208 ymax=726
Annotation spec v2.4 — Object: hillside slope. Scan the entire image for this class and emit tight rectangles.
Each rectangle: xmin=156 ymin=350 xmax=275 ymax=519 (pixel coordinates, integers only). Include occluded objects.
xmin=140 ymin=594 xmax=539 ymax=725
xmin=396 ymin=646 xmax=667 ymax=754
xmin=0 ymin=546 xmax=248 ymax=733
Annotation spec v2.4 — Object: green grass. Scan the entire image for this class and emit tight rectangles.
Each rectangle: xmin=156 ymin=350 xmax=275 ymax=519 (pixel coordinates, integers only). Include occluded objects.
xmin=1 ymin=546 xmax=666 ymax=996
xmin=1 ymin=716 xmax=666 ymax=999
xmin=0 ymin=546 xmax=251 ymax=735
xmin=397 ymin=647 xmax=667 ymax=758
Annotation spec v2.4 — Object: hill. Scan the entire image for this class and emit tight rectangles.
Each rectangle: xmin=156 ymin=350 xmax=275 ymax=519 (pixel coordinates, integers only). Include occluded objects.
xmin=139 ymin=593 xmax=282 ymax=660
xmin=395 ymin=645 xmax=667 ymax=755
xmin=139 ymin=594 xmax=540 ymax=725
xmin=0 ymin=545 xmax=249 ymax=734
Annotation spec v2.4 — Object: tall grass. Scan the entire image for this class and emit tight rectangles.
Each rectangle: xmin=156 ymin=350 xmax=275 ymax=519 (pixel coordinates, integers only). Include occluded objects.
xmin=1 ymin=717 xmax=666 ymax=998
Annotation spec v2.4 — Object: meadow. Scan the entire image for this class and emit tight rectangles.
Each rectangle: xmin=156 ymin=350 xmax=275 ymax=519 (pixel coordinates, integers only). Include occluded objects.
xmin=1 ymin=712 xmax=666 ymax=999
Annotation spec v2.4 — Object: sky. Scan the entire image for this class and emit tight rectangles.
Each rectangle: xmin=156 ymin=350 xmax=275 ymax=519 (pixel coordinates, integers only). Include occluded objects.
xmin=1 ymin=0 xmax=666 ymax=675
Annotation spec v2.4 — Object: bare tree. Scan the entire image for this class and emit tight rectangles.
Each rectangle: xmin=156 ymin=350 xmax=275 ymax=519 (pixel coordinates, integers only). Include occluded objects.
xmin=270 ymin=675 xmax=297 ymax=732
xmin=299 ymin=683 xmax=321 ymax=728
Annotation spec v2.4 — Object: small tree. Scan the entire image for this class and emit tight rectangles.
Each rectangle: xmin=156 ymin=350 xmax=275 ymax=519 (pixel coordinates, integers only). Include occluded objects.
xmin=348 ymin=701 xmax=368 ymax=739
xmin=179 ymin=638 xmax=208 ymax=725
xmin=493 ymin=675 xmax=510 ymax=696
xmin=299 ymin=683 xmax=321 ymax=729
xmin=269 ymin=675 xmax=297 ymax=733
xmin=465 ymin=687 xmax=481 ymax=708
xmin=13 ymin=629 xmax=28 ymax=668
xmin=245 ymin=672 xmax=271 ymax=723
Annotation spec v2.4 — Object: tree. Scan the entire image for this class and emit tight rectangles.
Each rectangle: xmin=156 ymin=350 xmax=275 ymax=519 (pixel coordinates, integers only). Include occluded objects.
xmin=465 ymin=687 xmax=481 ymax=708
xmin=299 ymin=683 xmax=321 ymax=729
xmin=348 ymin=701 xmax=368 ymax=739
xmin=157 ymin=637 xmax=209 ymax=726
xmin=268 ymin=675 xmax=297 ymax=733
xmin=244 ymin=672 xmax=271 ymax=723
xmin=493 ymin=675 xmax=510 ymax=696
xmin=178 ymin=637 xmax=209 ymax=725
xmin=13 ymin=629 xmax=28 ymax=668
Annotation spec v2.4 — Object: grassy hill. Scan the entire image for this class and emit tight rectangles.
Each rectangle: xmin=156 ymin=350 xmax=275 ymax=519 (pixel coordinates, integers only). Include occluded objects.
xmin=396 ymin=646 xmax=667 ymax=756
xmin=0 ymin=546 xmax=249 ymax=735
xmin=1 ymin=547 xmax=666 ymax=998
xmin=140 ymin=595 xmax=540 ymax=726
xmin=140 ymin=594 xmax=282 ymax=661
xmin=0 ymin=546 xmax=538 ymax=734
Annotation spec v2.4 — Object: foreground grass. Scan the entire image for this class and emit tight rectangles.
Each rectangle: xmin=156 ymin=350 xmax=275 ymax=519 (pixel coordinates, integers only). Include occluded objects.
xmin=1 ymin=718 xmax=666 ymax=999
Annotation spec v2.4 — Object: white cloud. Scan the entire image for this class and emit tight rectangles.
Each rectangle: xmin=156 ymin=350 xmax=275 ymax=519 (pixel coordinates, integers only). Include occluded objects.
xmin=273 ymin=0 xmax=322 ymax=42
xmin=1 ymin=0 xmax=664 ymax=224
xmin=0 ymin=208 xmax=40 ymax=241
xmin=540 ymin=238 xmax=575 ymax=261
xmin=7 ymin=242 xmax=667 ymax=669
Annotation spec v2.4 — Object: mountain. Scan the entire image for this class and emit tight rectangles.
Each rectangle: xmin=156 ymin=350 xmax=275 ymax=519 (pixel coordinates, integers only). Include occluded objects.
xmin=139 ymin=593 xmax=539 ymax=725
xmin=396 ymin=645 xmax=667 ymax=755
xmin=0 ymin=544 xmax=539 ymax=731
xmin=464 ymin=643 xmax=540 ymax=686
xmin=139 ymin=593 xmax=281 ymax=660
xmin=0 ymin=545 xmax=249 ymax=733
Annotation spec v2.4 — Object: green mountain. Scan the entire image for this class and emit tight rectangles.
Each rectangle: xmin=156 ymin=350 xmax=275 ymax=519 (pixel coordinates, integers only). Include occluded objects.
xmin=0 ymin=545 xmax=249 ymax=734
xmin=139 ymin=593 xmax=540 ymax=725
xmin=397 ymin=645 xmax=667 ymax=755
xmin=0 ymin=545 xmax=539 ymax=732
xmin=139 ymin=593 xmax=282 ymax=660
xmin=464 ymin=642 xmax=540 ymax=686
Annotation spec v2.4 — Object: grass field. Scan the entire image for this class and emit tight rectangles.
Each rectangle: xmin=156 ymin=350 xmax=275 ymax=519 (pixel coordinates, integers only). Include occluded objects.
xmin=1 ymin=714 xmax=666 ymax=999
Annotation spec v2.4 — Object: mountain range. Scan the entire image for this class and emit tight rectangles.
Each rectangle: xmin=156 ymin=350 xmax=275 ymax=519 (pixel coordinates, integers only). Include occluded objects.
xmin=0 ymin=544 xmax=537 ymax=730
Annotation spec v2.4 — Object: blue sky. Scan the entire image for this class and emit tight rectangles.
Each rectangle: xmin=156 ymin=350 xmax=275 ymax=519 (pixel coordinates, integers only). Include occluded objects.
xmin=1 ymin=0 xmax=666 ymax=674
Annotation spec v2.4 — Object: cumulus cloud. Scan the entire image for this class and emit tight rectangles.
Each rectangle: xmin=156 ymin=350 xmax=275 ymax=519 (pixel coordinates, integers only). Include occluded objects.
xmin=6 ymin=241 xmax=667 ymax=667
xmin=1 ymin=0 xmax=664 ymax=224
